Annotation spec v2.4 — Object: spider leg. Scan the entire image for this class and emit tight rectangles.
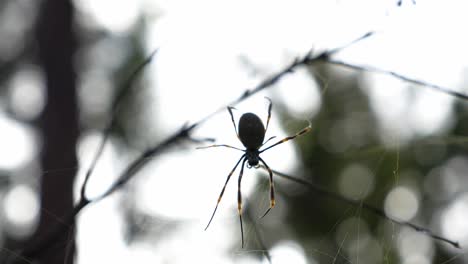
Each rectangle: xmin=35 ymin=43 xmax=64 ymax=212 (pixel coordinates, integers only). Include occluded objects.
xmin=260 ymin=123 xmax=312 ymax=153
xmin=196 ymin=144 xmax=244 ymax=152
xmin=227 ymin=106 xmax=240 ymax=140
xmin=205 ymin=154 xmax=246 ymax=231
xmin=237 ymin=158 xmax=247 ymax=248
xmin=264 ymin=97 xmax=273 ymax=133
xmin=261 ymin=136 xmax=276 ymax=147
xmin=259 ymin=157 xmax=275 ymax=218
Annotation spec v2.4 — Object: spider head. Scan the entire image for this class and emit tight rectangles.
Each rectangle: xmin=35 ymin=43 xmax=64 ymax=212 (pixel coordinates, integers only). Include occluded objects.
xmin=245 ymin=150 xmax=260 ymax=168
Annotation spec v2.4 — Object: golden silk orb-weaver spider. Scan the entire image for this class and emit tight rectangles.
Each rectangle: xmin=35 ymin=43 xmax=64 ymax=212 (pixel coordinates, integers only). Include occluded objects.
xmin=198 ymin=98 xmax=311 ymax=247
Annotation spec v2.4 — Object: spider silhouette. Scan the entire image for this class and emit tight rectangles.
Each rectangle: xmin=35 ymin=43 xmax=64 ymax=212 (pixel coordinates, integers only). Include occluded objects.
xmin=198 ymin=98 xmax=311 ymax=247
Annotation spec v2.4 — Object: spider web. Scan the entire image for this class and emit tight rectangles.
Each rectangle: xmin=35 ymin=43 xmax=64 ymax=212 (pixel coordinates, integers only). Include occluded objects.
xmin=1 ymin=79 xmax=465 ymax=264
xmin=2 ymin=2 xmax=468 ymax=262
xmin=3 ymin=57 xmax=467 ymax=264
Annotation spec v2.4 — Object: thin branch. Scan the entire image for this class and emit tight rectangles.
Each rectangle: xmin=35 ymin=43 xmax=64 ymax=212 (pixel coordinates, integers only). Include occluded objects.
xmin=326 ymin=59 xmax=468 ymax=101
xmin=325 ymin=32 xmax=374 ymax=56
xmin=18 ymin=30 xmax=465 ymax=260
xmin=79 ymin=49 xmax=160 ymax=200
xmin=82 ymin=30 xmax=375 ymax=207
xmin=94 ymin=123 xmax=198 ymax=201
xmin=196 ymin=32 xmax=376 ymax=126
xmin=265 ymin=167 xmax=460 ymax=249
xmin=16 ymin=49 xmax=158 ymax=263
xmin=89 ymin=31 xmax=377 ymax=205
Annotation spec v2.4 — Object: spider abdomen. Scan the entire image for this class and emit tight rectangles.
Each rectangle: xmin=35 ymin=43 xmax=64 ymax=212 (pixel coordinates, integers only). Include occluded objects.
xmin=238 ymin=113 xmax=265 ymax=150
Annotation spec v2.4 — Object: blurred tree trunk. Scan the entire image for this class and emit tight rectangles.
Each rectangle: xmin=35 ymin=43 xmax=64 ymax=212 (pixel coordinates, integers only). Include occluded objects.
xmin=31 ymin=0 xmax=79 ymax=263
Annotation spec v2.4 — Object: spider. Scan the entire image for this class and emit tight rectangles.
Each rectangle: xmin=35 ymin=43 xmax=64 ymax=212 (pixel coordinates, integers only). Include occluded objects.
xmin=198 ymin=98 xmax=311 ymax=247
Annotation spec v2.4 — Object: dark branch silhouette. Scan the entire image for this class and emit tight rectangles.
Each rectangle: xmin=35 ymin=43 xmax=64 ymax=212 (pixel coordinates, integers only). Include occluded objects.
xmin=327 ymin=59 xmax=468 ymax=101
xmin=14 ymin=30 xmax=465 ymax=262
xmin=266 ymin=168 xmax=460 ymax=249
xmin=79 ymin=49 xmax=160 ymax=201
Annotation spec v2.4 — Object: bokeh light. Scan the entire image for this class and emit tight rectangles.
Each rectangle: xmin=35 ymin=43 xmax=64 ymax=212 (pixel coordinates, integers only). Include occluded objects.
xmin=0 ymin=115 xmax=35 ymax=170
xmin=3 ymin=184 xmax=39 ymax=238
xmin=440 ymin=193 xmax=468 ymax=248
xmin=8 ymin=66 xmax=45 ymax=120
xmin=397 ymin=227 xmax=434 ymax=263
xmin=2 ymin=0 xmax=468 ymax=263
xmin=268 ymin=241 xmax=310 ymax=264
xmin=74 ymin=0 xmax=142 ymax=33
xmin=384 ymin=186 xmax=419 ymax=222
xmin=338 ymin=164 xmax=375 ymax=200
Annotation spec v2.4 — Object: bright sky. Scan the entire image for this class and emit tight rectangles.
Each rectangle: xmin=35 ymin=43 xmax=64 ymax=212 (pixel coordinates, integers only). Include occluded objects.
xmin=3 ymin=0 xmax=468 ymax=263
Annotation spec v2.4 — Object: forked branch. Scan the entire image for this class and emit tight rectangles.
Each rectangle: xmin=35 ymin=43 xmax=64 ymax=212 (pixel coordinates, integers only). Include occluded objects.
xmin=14 ymin=30 xmax=467 ymax=262
xmin=266 ymin=167 xmax=460 ymax=249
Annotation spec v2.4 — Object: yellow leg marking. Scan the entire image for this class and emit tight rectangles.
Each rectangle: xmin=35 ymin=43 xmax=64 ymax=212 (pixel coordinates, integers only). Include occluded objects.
xmin=298 ymin=127 xmax=312 ymax=135
xmin=205 ymin=155 xmax=246 ymax=231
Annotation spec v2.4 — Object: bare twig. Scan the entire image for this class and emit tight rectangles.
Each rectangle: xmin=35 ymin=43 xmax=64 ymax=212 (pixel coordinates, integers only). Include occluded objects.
xmin=94 ymin=123 xmax=199 ymax=201
xmin=195 ymin=32 xmax=376 ymax=126
xmin=16 ymin=49 xmax=159 ymax=263
xmin=17 ymin=33 xmax=374 ymax=261
xmin=16 ymin=29 xmax=465 ymax=261
xmin=327 ymin=59 xmax=468 ymax=101
xmin=265 ymin=168 xmax=460 ymax=249
xmin=79 ymin=49 xmax=160 ymax=201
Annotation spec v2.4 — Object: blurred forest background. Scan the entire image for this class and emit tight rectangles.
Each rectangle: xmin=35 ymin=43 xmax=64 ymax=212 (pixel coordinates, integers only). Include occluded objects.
xmin=0 ymin=0 xmax=468 ymax=263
